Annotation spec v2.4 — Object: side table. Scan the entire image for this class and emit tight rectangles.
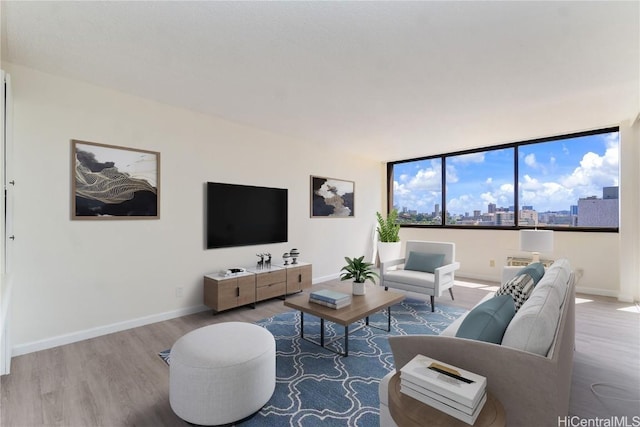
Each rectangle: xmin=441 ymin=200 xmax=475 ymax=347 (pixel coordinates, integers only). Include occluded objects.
xmin=388 ymin=372 xmax=506 ymax=427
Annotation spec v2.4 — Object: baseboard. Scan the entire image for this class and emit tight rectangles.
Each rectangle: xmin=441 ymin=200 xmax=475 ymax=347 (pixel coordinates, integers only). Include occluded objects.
xmin=13 ymin=274 xmax=338 ymax=357
xmin=456 ymin=272 xmax=501 ymax=284
xmin=313 ymin=273 xmax=340 ymax=284
xmin=12 ymin=304 xmax=210 ymax=357
xmin=575 ymin=286 xmax=619 ymax=299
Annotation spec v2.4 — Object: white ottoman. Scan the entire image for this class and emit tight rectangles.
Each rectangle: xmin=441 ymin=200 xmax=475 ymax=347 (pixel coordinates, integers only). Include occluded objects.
xmin=169 ymin=322 xmax=276 ymax=426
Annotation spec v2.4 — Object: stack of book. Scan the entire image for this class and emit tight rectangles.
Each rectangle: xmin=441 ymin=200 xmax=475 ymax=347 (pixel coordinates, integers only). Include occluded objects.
xmin=399 ymin=354 xmax=487 ymax=424
xmin=309 ymin=289 xmax=351 ymax=309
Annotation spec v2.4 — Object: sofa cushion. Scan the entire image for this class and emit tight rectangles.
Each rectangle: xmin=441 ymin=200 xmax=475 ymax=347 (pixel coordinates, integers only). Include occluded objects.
xmin=495 ymin=273 xmax=535 ymax=311
xmin=516 ymin=262 xmax=545 ymax=285
xmin=404 ymin=251 xmax=445 ymax=273
xmin=501 ymin=283 xmax=562 ymax=356
xmin=536 ymin=259 xmax=571 ymax=307
xmin=455 ymin=295 xmax=516 ymax=344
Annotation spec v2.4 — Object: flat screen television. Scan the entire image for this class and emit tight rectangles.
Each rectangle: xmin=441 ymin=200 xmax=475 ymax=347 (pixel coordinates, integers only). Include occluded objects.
xmin=206 ymin=182 xmax=288 ymax=249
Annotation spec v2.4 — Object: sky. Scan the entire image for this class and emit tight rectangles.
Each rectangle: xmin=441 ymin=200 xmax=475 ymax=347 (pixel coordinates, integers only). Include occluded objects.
xmin=392 ymin=131 xmax=619 ymax=215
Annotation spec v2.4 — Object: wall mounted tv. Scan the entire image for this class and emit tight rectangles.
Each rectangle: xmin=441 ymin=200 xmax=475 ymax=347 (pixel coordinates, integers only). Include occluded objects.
xmin=206 ymin=182 xmax=288 ymax=249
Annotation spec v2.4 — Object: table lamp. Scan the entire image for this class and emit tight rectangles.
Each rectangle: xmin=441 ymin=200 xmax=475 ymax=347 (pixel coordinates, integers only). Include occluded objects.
xmin=519 ymin=229 xmax=553 ymax=263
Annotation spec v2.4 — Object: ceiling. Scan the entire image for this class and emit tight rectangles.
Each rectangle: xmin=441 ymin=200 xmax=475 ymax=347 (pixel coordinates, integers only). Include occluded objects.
xmin=1 ymin=1 xmax=638 ymax=162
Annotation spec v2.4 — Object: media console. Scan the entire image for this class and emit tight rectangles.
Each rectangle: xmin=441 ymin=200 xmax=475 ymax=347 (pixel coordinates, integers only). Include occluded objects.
xmin=203 ymin=262 xmax=312 ymax=313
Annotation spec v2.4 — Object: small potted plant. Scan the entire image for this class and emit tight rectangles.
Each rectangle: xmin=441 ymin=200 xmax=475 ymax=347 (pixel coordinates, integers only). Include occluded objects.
xmin=376 ymin=208 xmax=401 ymax=263
xmin=340 ymin=255 xmax=379 ymax=295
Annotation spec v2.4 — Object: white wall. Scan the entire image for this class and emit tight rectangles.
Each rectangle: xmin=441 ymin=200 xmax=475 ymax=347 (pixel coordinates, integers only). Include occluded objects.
xmin=618 ymin=117 xmax=640 ymax=302
xmin=6 ymin=63 xmax=382 ymax=354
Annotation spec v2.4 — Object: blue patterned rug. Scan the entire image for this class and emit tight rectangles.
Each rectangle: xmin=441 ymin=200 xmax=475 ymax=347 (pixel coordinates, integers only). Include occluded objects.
xmin=159 ymin=298 xmax=465 ymax=426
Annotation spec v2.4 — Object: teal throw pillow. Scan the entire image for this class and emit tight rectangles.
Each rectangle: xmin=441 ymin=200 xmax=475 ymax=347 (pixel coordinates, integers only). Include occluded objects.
xmin=404 ymin=252 xmax=445 ymax=273
xmin=455 ymin=295 xmax=516 ymax=344
xmin=516 ymin=262 xmax=545 ymax=285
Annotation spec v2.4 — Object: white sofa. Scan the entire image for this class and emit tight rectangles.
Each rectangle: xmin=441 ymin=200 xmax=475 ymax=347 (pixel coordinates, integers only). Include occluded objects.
xmin=379 ymin=259 xmax=575 ymax=427
xmin=381 ymin=241 xmax=460 ymax=312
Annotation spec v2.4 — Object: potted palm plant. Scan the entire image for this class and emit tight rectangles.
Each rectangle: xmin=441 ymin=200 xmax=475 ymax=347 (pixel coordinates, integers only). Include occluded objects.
xmin=340 ymin=256 xmax=379 ymax=295
xmin=376 ymin=208 xmax=401 ymax=263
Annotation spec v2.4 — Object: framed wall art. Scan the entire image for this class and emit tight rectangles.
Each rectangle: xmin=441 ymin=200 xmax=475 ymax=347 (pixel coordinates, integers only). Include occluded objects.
xmin=310 ymin=175 xmax=354 ymax=218
xmin=71 ymin=139 xmax=160 ymax=219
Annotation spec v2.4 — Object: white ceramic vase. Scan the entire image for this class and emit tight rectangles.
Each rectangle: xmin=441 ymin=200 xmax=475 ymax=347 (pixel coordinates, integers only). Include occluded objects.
xmin=377 ymin=241 xmax=402 ymax=264
xmin=352 ymin=281 xmax=366 ymax=296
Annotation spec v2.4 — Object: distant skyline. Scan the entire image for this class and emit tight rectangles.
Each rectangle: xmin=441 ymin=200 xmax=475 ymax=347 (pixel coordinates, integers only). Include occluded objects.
xmin=393 ymin=131 xmax=619 ymax=215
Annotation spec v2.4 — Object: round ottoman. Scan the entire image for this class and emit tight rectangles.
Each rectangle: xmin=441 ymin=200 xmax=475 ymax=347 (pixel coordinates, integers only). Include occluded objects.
xmin=169 ymin=322 xmax=276 ymax=426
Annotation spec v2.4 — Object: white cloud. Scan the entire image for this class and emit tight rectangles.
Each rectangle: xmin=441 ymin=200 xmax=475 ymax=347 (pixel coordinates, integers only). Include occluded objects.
xmin=525 ymin=153 xmax=536 ymax=167
xmin=561 ymin=143 xmax=619 ymax=197
xmin=520 ymin=174 xmax=576 ymax=210
xmin=446 ymin=164 xmax=458 ymax=184
xmin=393 ymin=162 xmax=442 ymax=211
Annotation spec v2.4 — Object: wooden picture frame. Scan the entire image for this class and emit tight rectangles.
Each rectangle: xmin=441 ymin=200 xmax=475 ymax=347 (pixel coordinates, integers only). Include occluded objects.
xmin=71 ymin=140 xmax=160 ymax=219
xmin=310 ymin=175 xmax=355 ymax=217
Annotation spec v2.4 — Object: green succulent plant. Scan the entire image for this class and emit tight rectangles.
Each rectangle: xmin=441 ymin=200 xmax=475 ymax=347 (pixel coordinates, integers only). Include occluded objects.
xmin=339 ymin=256 xmax=379 ymax=284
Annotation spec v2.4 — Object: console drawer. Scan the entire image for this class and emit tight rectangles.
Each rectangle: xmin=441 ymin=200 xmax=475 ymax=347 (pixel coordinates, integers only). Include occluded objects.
xmin=256 ymin=269 xmax=286 ymax=287
xmin=256 ymin=281 xmax=286 ymax=301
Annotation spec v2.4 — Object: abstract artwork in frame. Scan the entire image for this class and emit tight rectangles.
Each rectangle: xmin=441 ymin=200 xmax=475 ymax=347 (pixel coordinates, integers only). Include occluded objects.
xmin=71 ymin=140 xmax=160 ymax=219
xmin=310 ymin=175 xmax=355 ymax=217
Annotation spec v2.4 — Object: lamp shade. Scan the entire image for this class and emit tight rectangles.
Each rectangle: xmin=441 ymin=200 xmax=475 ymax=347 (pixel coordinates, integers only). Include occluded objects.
xmin=520 ymin=229 xmax=554 ymax=253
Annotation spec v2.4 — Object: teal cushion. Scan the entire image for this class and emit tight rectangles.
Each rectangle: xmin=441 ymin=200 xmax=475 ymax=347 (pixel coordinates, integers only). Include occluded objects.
xmin=516 ymin=262 xmax=545 ymax=285
xmin=404 ymin=252 xmax=445 ymax=273
xmin=455 ymin=295 xmax=516 ymax=344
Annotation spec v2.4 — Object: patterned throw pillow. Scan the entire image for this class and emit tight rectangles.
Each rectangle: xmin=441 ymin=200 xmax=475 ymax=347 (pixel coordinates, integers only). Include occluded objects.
xmin=496 ymin=274 xmax=535 ymax=311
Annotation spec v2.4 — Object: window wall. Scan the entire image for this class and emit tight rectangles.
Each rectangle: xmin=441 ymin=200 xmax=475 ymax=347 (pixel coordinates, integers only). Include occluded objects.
xmin=389 ymin=127 xmax=619 ymax=230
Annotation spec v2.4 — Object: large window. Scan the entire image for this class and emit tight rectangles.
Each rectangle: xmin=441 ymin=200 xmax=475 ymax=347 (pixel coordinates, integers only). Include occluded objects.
xmin=388 ymin=127 xmax=619 ymax=230
xmin=446 ymin=149 xmax=514 ymax=226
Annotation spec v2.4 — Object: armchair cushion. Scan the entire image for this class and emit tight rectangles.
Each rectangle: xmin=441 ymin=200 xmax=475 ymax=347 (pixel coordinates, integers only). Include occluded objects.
xmin=455 ymin=295 xmax=516 ymax=343
xmin=383 ymin=269 xmax=436 ymax=289
xmin=404 ymin=252 xmax=445 ymax=274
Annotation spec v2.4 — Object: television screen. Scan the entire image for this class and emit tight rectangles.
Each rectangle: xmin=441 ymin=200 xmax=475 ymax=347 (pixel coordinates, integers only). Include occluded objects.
xmin=206 ymin=182 xmax=288 ymax=249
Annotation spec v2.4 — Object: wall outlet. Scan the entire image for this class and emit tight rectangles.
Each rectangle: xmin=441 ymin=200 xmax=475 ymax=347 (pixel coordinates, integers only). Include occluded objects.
xmin=176 ymin=287 xmax=183 ymax=298
xmin=489 ymin=259 xmax=495 ymax=267
xmin=576 ymin=268 xmax=584 ymax=279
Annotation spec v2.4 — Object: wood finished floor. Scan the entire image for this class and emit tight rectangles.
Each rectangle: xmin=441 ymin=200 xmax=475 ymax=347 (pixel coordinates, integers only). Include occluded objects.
xmin=1 ymin=278 xmax=639 ymax=426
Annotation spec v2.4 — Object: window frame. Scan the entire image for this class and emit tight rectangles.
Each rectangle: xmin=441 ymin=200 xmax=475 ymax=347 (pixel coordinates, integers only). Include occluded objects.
xmin=387 ymin=127 xmax=620 ymax=233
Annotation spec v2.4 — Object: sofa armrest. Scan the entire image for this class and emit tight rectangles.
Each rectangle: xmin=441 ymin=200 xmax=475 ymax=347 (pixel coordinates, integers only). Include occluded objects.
xmin=388 ymin=335 xmax=566 ymax=426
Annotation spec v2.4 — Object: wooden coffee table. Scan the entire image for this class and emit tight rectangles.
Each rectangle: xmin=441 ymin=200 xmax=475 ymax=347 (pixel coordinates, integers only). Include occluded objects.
xmin=283 ymin=282 xmax=405 ymax=356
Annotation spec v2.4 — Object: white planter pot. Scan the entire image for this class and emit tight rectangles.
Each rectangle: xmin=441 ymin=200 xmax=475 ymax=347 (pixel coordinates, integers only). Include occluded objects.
xmin=352 ymin=281 xmax=366 ymax=296
xmin=377 ymin=241 xmax=402 ymax=263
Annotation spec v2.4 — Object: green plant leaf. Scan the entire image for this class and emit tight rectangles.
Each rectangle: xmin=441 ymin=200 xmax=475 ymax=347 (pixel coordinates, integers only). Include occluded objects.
xmin=376 ymin=209 xmax=400 ymax=242
xmin=340 ymin=255 xmax=380 ymax=283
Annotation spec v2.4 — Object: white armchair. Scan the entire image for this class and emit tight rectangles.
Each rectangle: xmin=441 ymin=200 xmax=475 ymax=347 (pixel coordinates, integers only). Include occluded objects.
xmin=380 ymin=240 xmax=460 ymax=312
